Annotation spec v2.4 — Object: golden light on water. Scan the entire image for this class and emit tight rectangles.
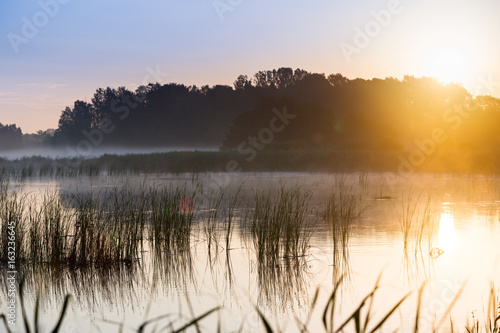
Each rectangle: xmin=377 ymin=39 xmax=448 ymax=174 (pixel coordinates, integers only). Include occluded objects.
xmin=438 ymin=211 xmax=457 ymax=252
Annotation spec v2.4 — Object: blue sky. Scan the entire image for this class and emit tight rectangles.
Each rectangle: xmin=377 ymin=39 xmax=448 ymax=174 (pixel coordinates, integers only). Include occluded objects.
xmin=1 ymin=0 xmax=500 ymax=133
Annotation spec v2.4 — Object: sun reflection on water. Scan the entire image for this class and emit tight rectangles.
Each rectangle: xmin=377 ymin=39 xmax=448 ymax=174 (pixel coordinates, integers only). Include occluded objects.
xmin=438 ymin=210 xmax=457 ymax=252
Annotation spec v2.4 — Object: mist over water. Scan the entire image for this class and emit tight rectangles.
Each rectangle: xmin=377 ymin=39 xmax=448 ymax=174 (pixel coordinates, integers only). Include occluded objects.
xmin=0 ymin=146 xmax=218 ymax=160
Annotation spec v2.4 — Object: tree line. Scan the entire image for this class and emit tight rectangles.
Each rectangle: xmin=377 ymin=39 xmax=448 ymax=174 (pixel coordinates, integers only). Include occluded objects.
xmin=2 ymin=68 xmax=500 ymax=155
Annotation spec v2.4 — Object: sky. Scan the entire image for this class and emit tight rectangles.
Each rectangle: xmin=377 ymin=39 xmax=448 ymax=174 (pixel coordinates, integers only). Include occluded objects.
xmin=1 ymin=0 xmax=500 ymax=133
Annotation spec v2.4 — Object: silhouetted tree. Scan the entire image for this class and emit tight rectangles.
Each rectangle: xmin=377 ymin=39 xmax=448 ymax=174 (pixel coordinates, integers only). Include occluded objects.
xmin=54 ymin=100 xmax=94 ymax=143
xmin=327 ymin=73 xmax=349 ymax=88
xmin=234 ymin=75 xmax=252 ymax=90
xmin=0 ymin=123 xmax=23 ymax=150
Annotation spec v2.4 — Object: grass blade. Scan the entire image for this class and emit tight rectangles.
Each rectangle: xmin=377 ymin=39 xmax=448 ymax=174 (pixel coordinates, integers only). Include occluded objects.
xmin=138 ymin=314 xmax=175 ymax=332
xmin=322 ymin=275 xmax=344 ymax=332
xmin=51 ymin=295 xmax=71 ymax=333
xmin=34 ymin=293 xmax=40 ymax=333
xmin=334 ymin=293 xmax=373 ymax=333
xmin=256 ymin=307 xmax=275 ymax=333
xmin=414 ymin=282 xmax=427 ymax=333
xmin=172 ymin=307 xmax=221 ymax=333
xmin=368 ymin=292 xmax=411 ymax=333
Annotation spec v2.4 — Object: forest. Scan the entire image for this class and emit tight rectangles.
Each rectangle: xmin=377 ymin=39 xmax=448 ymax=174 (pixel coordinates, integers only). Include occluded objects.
xmin=2 ymin=68 xmax=500 ymax=158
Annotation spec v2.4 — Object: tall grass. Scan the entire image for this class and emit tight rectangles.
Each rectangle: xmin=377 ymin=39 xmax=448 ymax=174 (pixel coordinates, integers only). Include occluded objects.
xmin=0 ymin=181 xmax=198 ymax=266
xmin=358 ymin=171 xmax=369 ymax=189
xmin=322 ymin=176 xmax=366 ymax=279
xmin=396 ymin=189 xmax=439 ymax=274
xmin=203 ymin=186 xmax=226 ymax=257
xmin=396 ymin=190 xmax=440 ymax=282
xmin=324 ymin=175 xmax=366 ymax=220
xmin=251 ymin=186 xmax=314 ymax=264
xmin=397 ymin=190 xmax=421 ymax=252
xmin=4 ymin=174 xmax=500 ymax=333
xmin=396 ymin=191 xmax=437 ymax=251
xmin=149 ymin=183 xmax=198 ymax=254
xmin=0 ymin=182 xmax=28 ymax=261
xmin=248 ymin=186 xmax=315 ymax=311
xmin=3 ymin=273 xmax=498 ymax=333
xmin=224 ymin=185 xmax=241 ymax=253
xmin=466 ymin=283 xmax=500 ymax=333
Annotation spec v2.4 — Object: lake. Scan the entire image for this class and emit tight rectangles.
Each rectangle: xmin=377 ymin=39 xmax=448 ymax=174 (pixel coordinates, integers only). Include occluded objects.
xmin=1 ymin=172 xmax=499 ymax=332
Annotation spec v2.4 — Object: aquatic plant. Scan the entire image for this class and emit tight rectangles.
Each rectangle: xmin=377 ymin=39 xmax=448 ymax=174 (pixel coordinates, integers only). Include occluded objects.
xmin=251 ymin=186 xmax=314 ymax=264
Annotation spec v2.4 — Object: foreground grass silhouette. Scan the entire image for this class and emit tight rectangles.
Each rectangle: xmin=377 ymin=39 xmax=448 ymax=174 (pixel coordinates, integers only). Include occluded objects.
xmin=2 ymin=275 xmax=499 ymax=333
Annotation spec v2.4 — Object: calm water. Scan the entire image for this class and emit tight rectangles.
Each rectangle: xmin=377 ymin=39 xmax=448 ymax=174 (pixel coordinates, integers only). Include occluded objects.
xmin=2 ymin=172 xmax=500 ymax=332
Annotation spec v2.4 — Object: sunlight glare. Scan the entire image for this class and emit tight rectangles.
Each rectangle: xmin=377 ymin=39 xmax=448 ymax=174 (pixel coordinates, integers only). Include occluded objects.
xmin=429 ymin=52 xmax=467 ymax=84
xmin=438 ymin=212 xmax=457 ymax=252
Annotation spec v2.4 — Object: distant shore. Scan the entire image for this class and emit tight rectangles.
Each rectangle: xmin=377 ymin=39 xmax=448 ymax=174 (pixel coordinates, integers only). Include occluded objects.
xmin=0 ymin=149 xmax=498 ymax=177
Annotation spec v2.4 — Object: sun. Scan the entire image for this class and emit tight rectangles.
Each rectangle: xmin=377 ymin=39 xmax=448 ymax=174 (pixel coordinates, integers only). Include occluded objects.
xmin=428 ymin=52 xmax=467 ymax=84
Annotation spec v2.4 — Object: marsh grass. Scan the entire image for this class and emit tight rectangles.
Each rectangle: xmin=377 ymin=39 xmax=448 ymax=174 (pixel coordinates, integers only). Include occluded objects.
xmin=195 ymin=184 xmax=244 ymax=304
xmin=0 ymin=180 xmax=199 ymax=266
xmin=1 ymin=279 xmax=218 ymax=333
xmin=204 ymin=187 xmax=225 ymax=256
xmin=396 ymin=190 xmax=437 ymax=253
xmin=322 ymin=176 xmax=366 ymax=279
xmin=396 ymin=190 xmax=439 ymax=281
xmin=247 ymin=186 xmax=316 ymax=312
xmin=397 ymin=191 xmax=420 ymax=252
xmin=149 ymin=183 xmax=198 ymax=255
xmin=251 ymin=186 xmax=314 ymax=264
xmin=0 ymin=251 xmax=498 ymax=333
xmin=224 ymin=185 xmax=242 ymax=253
xmin=0 ymin=187 xmax=28 ymax=261
xmin=320 ymin=274 xmax=411 ymax=333
xmin=2 ymin=173 xmax=500 ymax=332
xmin=358 ymin=171 xmax=369 ymax=189
xmin=466 ymin=283 xmax=500 ymax=333
xmin=324 ymin=175 xmax=366 ymax=220
xmin=65 ymin=188 xmax=143 ymax=265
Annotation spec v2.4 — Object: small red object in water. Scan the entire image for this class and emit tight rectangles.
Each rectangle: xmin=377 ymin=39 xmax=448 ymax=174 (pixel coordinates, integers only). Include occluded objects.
xmin=179 ymin=197 xmax=194 ymax=214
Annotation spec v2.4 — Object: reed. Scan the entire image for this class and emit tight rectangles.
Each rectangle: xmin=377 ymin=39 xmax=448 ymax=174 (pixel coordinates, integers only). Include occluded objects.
xmin=322 ymin=177 xmax=366 ymax=279
xmin=396 ymin=190 xmax=438 ymax=269
xmin=0 ymin=182 xmax=200 ymax=266
xmin=251 ymin=186 xmax=314 ymax=265
xmin=396 ymin=190 xmax=422 ymax=252
xmin=0 ymin=185 xmax=28 ymax=261
xmin=224 ymin=185 xmax=242 ymax=253
xmin=465 ymin=283 xmax=500 ymax=333
xmin=203 ymin=186 xmax=226 ymax=256
xmin=358 ymin=171 xmax=370 ymax=189
xmin=149 ymin=183 xmax=198 ymax=254
xmin=0 ymin=266 xmax=498 ymax=333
